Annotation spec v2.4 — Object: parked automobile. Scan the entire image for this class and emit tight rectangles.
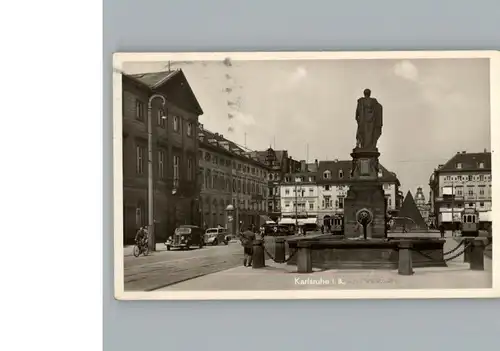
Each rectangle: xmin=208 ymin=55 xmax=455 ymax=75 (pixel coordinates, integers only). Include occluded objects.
xmin=204 ymin=227 xmax=230 ymax=245
xmin=165 ymin=225 xmax=205 ymax=250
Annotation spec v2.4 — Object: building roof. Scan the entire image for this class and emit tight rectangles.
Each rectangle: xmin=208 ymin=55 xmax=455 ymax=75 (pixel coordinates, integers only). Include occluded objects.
xmin=438 ymin=151 xmax=491 ymax=172
xmin=198 ymin=128 xmax=268 ymax=169
xmin=125 ymin=69 xmax=204 ymax=115
xmin=130 ymin=70 xmax=179 ymax=88
xmin=251 ymin=149 xmax=287 ymax=166
xmin=316 ymin=160 xmax=400 ymax=184
xmin=398 ymin=191 xmax=428 ymax=229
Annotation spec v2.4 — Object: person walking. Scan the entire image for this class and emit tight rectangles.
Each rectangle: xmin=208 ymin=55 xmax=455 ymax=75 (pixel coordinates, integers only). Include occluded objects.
xmin=240 ymin=226 xmax=256 ymax=267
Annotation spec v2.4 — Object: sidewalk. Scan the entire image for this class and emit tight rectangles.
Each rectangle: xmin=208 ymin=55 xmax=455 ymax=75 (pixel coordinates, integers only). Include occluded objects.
xmin=159 ymin=238 xmax=492 ymax=291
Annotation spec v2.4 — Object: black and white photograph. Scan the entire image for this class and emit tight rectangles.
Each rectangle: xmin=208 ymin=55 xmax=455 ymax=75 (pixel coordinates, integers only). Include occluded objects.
xmin=113 ymin=51 xmax=499 ymax=300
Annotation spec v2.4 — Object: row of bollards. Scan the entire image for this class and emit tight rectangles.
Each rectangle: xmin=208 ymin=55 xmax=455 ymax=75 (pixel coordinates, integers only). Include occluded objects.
xmin=250 ymin=237 xmax=489 ymax=274
xmin=398 ymin=237 xmax=488 ymax=276
xmin=251 ymin=237 xmax=286 ymax=269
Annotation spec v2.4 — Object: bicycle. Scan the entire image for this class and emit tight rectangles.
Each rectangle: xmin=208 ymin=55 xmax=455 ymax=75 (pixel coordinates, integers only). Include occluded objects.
xmin=133 ymin=240 xmax=149 ymax=257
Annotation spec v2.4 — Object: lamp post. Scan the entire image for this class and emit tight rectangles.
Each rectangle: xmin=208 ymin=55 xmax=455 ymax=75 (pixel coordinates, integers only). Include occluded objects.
xmin=147 ymin=94 xmax=167 ymax=251
xmin=172 ymin=186 xmax=178 ymax=230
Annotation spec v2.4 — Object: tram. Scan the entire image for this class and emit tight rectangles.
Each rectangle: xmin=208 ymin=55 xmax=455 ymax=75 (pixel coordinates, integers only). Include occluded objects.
xmin=461 ymin=208 xmax=480 ymax=237
xmin=322 ymin=214 xmax=344 ymax=235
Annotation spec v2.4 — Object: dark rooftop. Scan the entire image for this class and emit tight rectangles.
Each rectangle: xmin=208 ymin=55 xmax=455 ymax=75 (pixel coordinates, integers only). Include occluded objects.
xmin=438 ymin=151 xmax=491 ymax=172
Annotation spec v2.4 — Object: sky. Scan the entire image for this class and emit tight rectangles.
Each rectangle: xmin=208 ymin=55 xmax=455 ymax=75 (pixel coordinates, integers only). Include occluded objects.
xmin=123 ymin=58 xmax=491 ymax=198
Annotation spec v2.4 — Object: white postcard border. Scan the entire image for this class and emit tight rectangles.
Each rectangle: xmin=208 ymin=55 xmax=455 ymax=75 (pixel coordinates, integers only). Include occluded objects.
xmin=112 ymin=50 xmax=500 ymax=300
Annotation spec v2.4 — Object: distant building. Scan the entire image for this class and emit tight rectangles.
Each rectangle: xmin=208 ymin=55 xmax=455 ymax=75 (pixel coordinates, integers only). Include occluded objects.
xmin=249 ymin=148 xmax=301 ymax=221
xmin=198 ymin=127 xmax=270 ymax=230
xmin=316 ymin=160 xmax=401 ymax=220
xmin=429 ymin=150 xmax=492 ymax=229
xmin=414 ymin=187 xmax=431 ymax=223
xmin=278 ymin=159 xmax=401 ymax=224
xmin=122 ymin=70 xmax=203 ymax=245
xmin=280 ymin=162 xmax=318 ymax=226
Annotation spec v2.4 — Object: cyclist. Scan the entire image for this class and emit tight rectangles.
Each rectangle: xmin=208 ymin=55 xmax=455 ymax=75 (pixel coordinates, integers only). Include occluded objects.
xmin=135 ymin=226 xmax=149 ymax=248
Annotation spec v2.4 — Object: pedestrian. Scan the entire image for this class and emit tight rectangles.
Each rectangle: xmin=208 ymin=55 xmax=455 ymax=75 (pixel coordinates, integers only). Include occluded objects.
xmin=321 ymin=224 xmax=324 ymax=234
xmin=439 ymin=224 xmax=445 ymax=238
xmin=240 ymin=226 xmax=256 ymax=267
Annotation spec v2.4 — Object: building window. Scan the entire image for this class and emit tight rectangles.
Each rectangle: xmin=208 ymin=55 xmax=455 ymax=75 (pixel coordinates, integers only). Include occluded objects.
xmin=323 ymin=170 xmax=331 ymax=179
xmin=173 ymin=116 xmax=179 ymax=132
xmin=187 ymin=122 xmax=193 ymax=136
xmin=468 ymin=175 xmax=473 ymax=181
xmin=479 ymin=162 xmax=484 ymax=168
xmin=158 ymin=150 xmax=165 ymax=179
xmin=173 ymin=155 xmax=180 ymax=185
xmin=324 ymin=196 xmax=331 ymax=209
xmin=480 ymin=202 xmax=484 ymax=207
xmin=456 ymin=188 xmax=463 ymax=196
xmin=187 ymin=157 xmax=193 ymax=181
xmin=285 ymin=189 xmax=290 ymax=195
xmin=337 ymin=197 xmax=344 ymax=209
xmin=324 ymin=185 xmax=330 ymax=191
xmin=468 ymin=189 xmax=474 ymax=196
xmin=309 ymin=203 xmax=314 ymax=210
xmin=338 ymin=170 xmax=344 ymax=179
xmin=309 ymin=188 xmax=314 ymax=194
xmin=157 ymin=109 xmax=165 ymax=128
xmin=135 ymin=100 xmax=145 ymax=121
xmin=456 ymin=163 xmax=462 ymax=169
xmin=479 ymin=188 xmax=485 ymax=195
xmin=136 ymin=145 xmax=144 ymax=174
xmin=479 ymin=174 xmax=484 ymax=181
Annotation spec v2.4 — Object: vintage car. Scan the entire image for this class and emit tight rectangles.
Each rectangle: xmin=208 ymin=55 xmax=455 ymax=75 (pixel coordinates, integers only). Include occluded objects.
xmin=204 ymin=227 xmax=230 ymax=245
xmin=165 ymin=225 xmax=205 ymax=250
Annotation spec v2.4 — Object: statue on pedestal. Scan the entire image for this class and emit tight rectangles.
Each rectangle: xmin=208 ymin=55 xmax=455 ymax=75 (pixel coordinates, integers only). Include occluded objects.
xmin=355 ymin=89 xmax=383 ymax=150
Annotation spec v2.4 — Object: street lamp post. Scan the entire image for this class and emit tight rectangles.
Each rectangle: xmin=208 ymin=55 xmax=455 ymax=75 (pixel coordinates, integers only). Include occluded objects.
xmin=147 ymin=94 xmax=167 ymax=251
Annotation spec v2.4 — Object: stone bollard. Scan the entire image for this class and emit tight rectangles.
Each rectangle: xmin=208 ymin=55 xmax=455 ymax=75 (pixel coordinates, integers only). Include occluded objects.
xmin=297 ymin=241 xmax=312 ymax=273
xmin=469 ymin=238 xmax=486 ymax=271
xmin=274 ymin=237 xmax=286 ymax=263
xmin=252 ymin=238 xmax=265 ymax=269
xmin=398 ymin=240 xmax=414 ymax=275
xmin=463 ymin=238 xmax=471 ymax=263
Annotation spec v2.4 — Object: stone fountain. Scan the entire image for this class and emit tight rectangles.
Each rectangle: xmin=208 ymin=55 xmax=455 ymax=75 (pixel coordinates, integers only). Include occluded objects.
xmin=286 ymin=89 xmax=446 ymax=270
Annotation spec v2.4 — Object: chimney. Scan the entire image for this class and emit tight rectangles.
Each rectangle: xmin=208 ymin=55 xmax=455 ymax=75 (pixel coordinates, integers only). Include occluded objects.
xmin=315 ymin=159 xmax=318 ymax=167
xmin=462 ymin=151 xmax=466 ymax=154
xmin=300 ymin=160 xmax=306 ymax=172
xmin=484 ymin=148 xmax=487 ymax=153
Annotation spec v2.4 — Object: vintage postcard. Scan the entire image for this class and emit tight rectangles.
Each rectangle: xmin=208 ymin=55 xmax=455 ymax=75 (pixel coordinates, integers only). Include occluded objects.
xmin=113 ymin=51 xmax=499 ymax=300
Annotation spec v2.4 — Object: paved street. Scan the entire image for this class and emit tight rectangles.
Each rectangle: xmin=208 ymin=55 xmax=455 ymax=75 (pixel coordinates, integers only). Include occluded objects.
xmin=124 ymin=241 xmax=244 ymax=291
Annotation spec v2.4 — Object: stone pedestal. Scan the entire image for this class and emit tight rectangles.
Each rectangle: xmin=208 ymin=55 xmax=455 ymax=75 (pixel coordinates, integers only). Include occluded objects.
xmin=344 ymin=148 xmax=386 ymax=239
xmin=252 ymin=239 xmax=265 ymax=269
xmin=398 ymin=240 xmax=414 ymax=275
xmin=274 ymin=237 xmax=286 ymax=263
xmin=297 ymin=242 xmax=312 ymax=273
xmin=469 ymin=238 xmax=486 ymax=271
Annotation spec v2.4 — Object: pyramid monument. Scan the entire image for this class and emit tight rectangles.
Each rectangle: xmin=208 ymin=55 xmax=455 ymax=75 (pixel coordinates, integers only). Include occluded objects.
xmin=398 ymin=190 xmax=428 ymax=229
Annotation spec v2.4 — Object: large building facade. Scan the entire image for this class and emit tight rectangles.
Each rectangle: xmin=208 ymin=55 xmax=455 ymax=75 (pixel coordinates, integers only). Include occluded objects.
xmin=429 ymin=150 xmax=492 ymax=229
xmin=278 ymin=159 xmax=401 ymax=222
xmin=122 ymin=70 xmax=203 ymax=245
xmin=198 ymin=127 xmax=269 ymax=230
xmin=250 ymin=148 xmax=301 ymax=221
